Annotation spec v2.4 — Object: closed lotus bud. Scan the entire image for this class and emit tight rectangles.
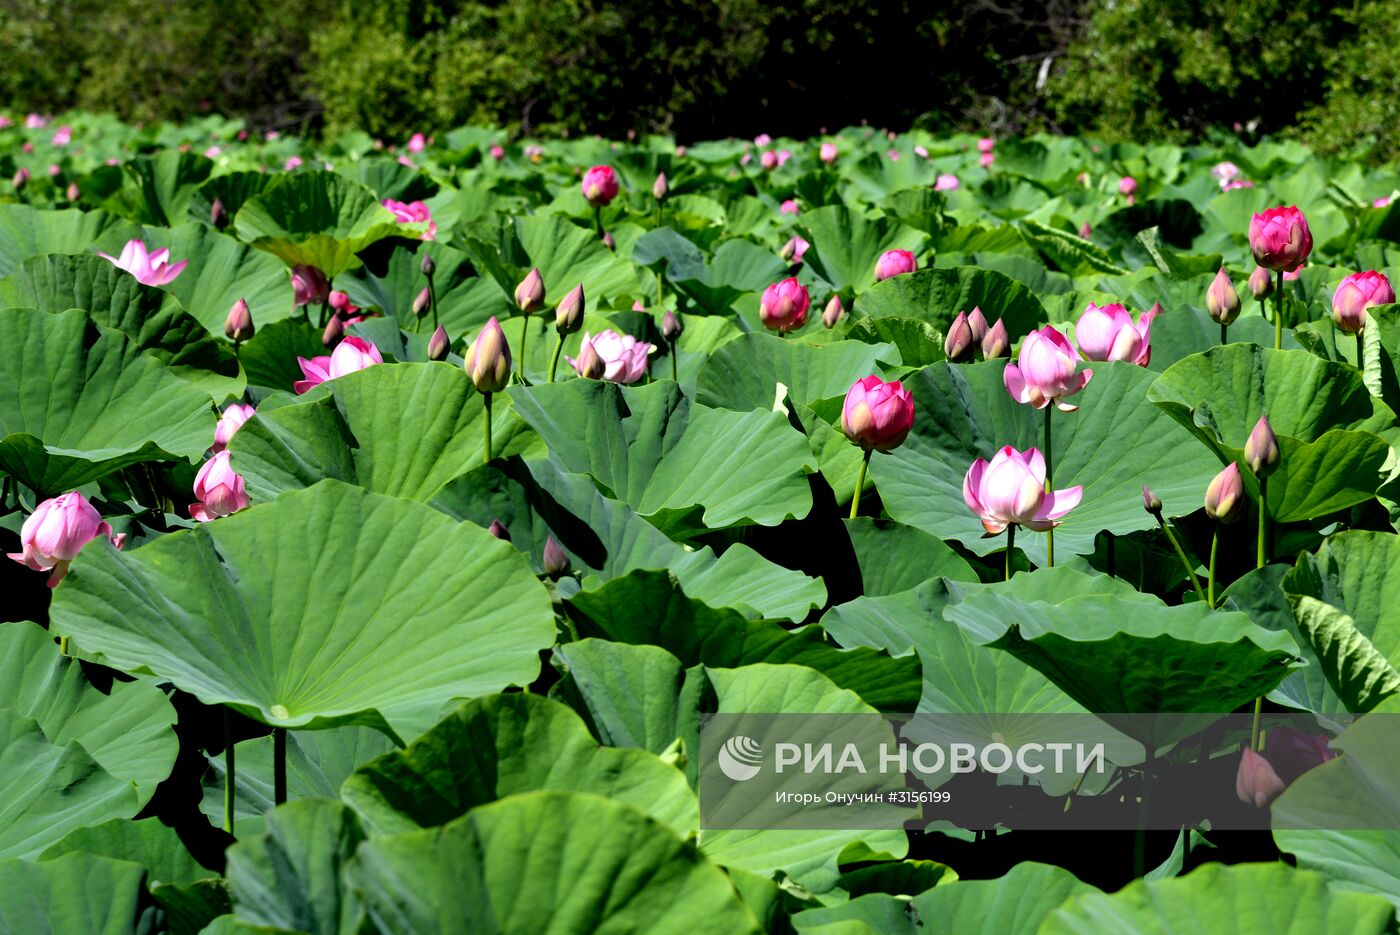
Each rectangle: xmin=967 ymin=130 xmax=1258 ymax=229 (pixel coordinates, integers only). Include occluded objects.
xmin=759 ymin=277 xmax=810 ymax=333
xmin=1236 ymin=748 xmax=1286 ymax=809
xmin=464 ymin=316 xmax=512 ymax=393
xmin=874 ymin=249 xmax=918 ymax=282
xmin=944 ymin=311 xmax=974 ymax=361
xmin=427 ymin=324 xmax=450 ymax=361
xmin=1142 ymin=485 xmax=1163 ymax=514
xmin=652 ymin=172 xmax=668 ymax=201
xmin=225 ymin=298 xmax=254 ymax=342
xmin=1249 ymin=205 xmax=1313 ymax=273
xmin=322 ymin=313 xmax=344 ymax=347
xmin=13 ymin=168 xmax=28 ymax=191
xmin=211 ymin=197 xmax=228 ymax=229
xmin=981 ymin=318 xmax=1009 ymax=359
xmin=966 ymin=306 xmax=989 ymax=344
xmin=556 ymin=283 xmax=585 ymax=334
xmin=1079 ymin=222 xmax=1093 ymax=239
xmin=575 ymin=339 xmax=605 ymax=379
xmin=1332 ymin=270 xmax=1395 ymax=334
xmin=515 ymin=267 xmax=545 ymax=313
xmin=542 ymin=535 xmax=570 ymax=579
xmin=291 ymin=265 xmax=330 ymax=307
xmin=1245 ymin=415 xmax=1280 ymax=478
xmin=412 ymin=287 xmax=431 ymax=318
xmin=1206 ymin=268 xmax=1242 ymax=325
xmin=662 ymin=309 xmax=683 ymax=343
xmin=842 ymin=375 xmax=916 ymax=452
xmin=822 ymin=294 xmax=845 ymax=329
xmin=488 ymin=519 xmax=511 ymax=541
xmin=1204 ymin=462 xmax=1246 ymax=523
xmin=1249 ymin=265 xmax=1273 ymax=301
xmin=65 ymin=182 xmax=80 ymax=201
xmin=421 ymin=253 xmax=436 ymax=277
xmin=601 ymin=230 xmax=616 ymax=250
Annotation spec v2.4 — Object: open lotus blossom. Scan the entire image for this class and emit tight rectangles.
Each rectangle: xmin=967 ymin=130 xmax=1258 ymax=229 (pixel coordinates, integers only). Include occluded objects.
xmin=1004 ymin=325 xmax=1093 ymax=410
xmin=190 ymin=451 xmax=250 ymax=522
xmin=97 ymin=239 xmax=188 ymax=286
xmin=1074 ymin=302 xmax=1158 ymax=366
xmin=1249 ymin=205 xmax=1312 ymax=272
xmin=841 ymin=375 xmax=914 ymax=452
xmin=820 ymin=142 xmax=838 ymax=163
xmin=1332 ymin=270 xmax=1395 ymax=333
xmin=780 ymin=199 xmax=799 ymax=215
xmin=291 ymin=265 xmax=330 ymax=307
xmin=212 ymin=403 xmax=256 ymax=453
xmin=1212 ymin=161 xmax=1241 ymax=184
xmin=51 ymin=125 xmax=71 ymax=146
xmin=963 ymin=446 xmax=1083 ymax=534
xmin=294 ymin=336 xmax=383 ymax=394
xmin=754 ymin=133 xmax=773 ymax=147
xmin=759 ymin=277 xmax=810 ymax=333
xmin=874 ymin=249 xmax=918 ymax=281
xmin=567 ymin=329 xmax=654 ymax=384
xmin=934 ymin=174 xmax=960 ymax=191
xmin=382 ymin=199 xmax=436 ymax=240
xmin=8 ymin=492 xmax=125 ymax=587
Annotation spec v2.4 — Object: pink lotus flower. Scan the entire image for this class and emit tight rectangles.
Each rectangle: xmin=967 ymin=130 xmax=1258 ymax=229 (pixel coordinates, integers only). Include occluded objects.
xmin=97 ymin=239 xmax=188 ymax=286
xmin=189 ymin=451 xmax=250 ymax=522
xmin=1074 ymin=302 xmax=1158 ymax=366
xmin=382 ymin=199 xmax=436 ymax=240
xmin=397 ymin=156 xmax=415 ymax=168
xmin=760 ymin=150 xmax=779 ymax=170
xmin=46 ymin=163 xmax=59 ymax=177
xmin=1333 ymin=270 xmax=1395 ymax=334
xmin=1212 ymin=161 xmax=1241 ymax=184
xmin=820 ymin=142 xmax=838 ymax=164
xmin=977 ymin=137 xmax=994 ymax=153
xmin=8 ymin=492 xmax=125 ymax=587
xmin=780 ymin=199 xmax=800 ymax=215
xmin=914 ymin=145 xmax=929 ymax=158
xmin=1249 ymin=205 xmax=1313 ymax=273
xmin=1119 ymin=176 xmax=1137 ymax=196
xmin=294 ymin=336 xmax=383 ymax=394
xmin=841 ymin=375 xmax=914 ymax=452
xmin=20 ymin=142 xmax=32 ymax=154
xmin=24 ymin=113 xmax=46 ymax=129
xmin=886 ymin=149 xmax=901 ymax=162
xmin=490 ymin=144 xmax=505 ymax=160
xmin=581 ymin=165 xmax=620 ymax=206
xmin=963 ymin=446 xmax=1083 ymax=535
xmin=1235 ymin=748 xmax=1286 ymax=809
xmin=874 ymin=249 xmax=918 ymax=282
xmin=781 ymin=235 xmax=810 ymax=264
xmin=934 ymin=174 xmax=960 ymax=191
xmin=407 ymin=133 xmax=427 ymax=153
xmin=979 ymin=152 xmax=995 ymax=168
xmin=204 ymin=146 xmax=222 ymax=159
xmin=759 ymin=277 xmax=810 ymax=333
xmin=777 ymin=149 xmax=792 ymax=166
xmin=212 ymin=403 xmax=256 ymax=453
xmin=265 ymin=130 xmax=279 ymax=141
xmin=291 ymin=266 xmax=330 ymax=307
xmin=284 ymin=156 xmax=303 ymax=171
xmin=0 ymin=116 xmax=11 ymax=128
xmin=567 ymin=330 xmax=653 ymax=384
xmin=51 ymin=125 xmax=71 ymax=146
xmin=1374 ymin=196 xmax=1392 ymax=209
xmin=754 ymin=133 xmax=773 ymax=147
xmin=1004 ymin=325 xmax=1093 ymax=411
xmin=524 ymin=144 xmax=543 ymax=161
xmin=740 ymin=153 xmax=752 ymax=166
xmin=1225 ymin=179 xmax=1255 ymax=190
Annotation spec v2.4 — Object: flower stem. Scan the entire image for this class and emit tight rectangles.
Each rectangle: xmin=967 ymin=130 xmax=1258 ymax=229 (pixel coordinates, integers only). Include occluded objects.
xmin=850 ymin=449 xmax=872 ymax=520
xmin=482 ymin=392 xmax=493 ymax=464
xmin=1356 ymin=331 xmax=1365 ymax=371
xmin=1208 ymin=525 xmax=1220 ymax=607
xmin=518 ymin=316 xmax=529 ymax=383
xmin=1250 ymin=696 xmax=1263 ymax=752
xmin=1156 ymin=514 xmax=1207 ymax=603
xmin=59 ymin=634 xmax=69 ymax=655
xmin=670 ymin=341 xmax=678 ymax=382
xmin=273 ymin=727 xmax=287 ymax=806
xmin=594 ymin=205 xmax=603 ymax=238
xmin=224 ymin=708 xmax=236 ymax=836
xmin=1043 ymin=405 xmax=1055 ymax=568
xmin=1274 ymin=270 xmax=1284 ymax=350
xmin=1257 ymin=476 xmax=1268 ymax=569
xmin=426 ymin=267 xmax=439 ymax=331
xmin=1220 ymin=322 xmax=1228 ymax=346
xmin=1006 ymin=525 xmax=1016 ymax=582
xmin=548 ymin=335 xmax=564 ymax=383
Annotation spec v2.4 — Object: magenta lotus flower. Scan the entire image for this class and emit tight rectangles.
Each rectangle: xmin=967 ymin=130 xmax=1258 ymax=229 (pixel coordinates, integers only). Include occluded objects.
xmin=1249 ymin=205 xmax=1313 ymax=273
xmin=190 ymin=451 xmax=250 ymax=522
xmin=581 ymin=165 xmax=620 ymax=207
xmin=1119 ymin=176 xmax=1137 ymax=196
xmin=979 ymin=152 xmax=995 ymax=168
xmin=963 ymin=446 xmax=1083 ymax=535
xmin=490 ymin=144 xmax=505 ymax=160
xmin=781 ymin=235 xmax=810 ymax=264
xmin=567 ymin=330 xmax=653 ymax=384
xmin=8 ymin=492 xmax=125 ymax=587
xmin=841 ymin=375 xmax=914 ymax=452
xmin=23 ymin=113 xmax=45 ymax=129
xmin=291 ymin=265 xmax=330 ymax=307
xmin=51 ymin=125 xmax=71 ymax=146
xmin=875 ymin=249 xmax=918 ymax=282
xmin=977 ymin=137 xmax=994 ymax=153
xmin=382 ymin=199 xmax=436 ymax=240
xmin=1074 ymin=302 xmax=1158 ymax=366
xmin=886 ymin=149 xmax=901 ymax=161
xmin=294 ymin=336 xmax=383 ymax=394
xmin=759 ymin=277 xmax=810 ymax=333
xmin=97 ymin=239 xmax=188 ymax=286
xmin=754 ymin=133 xmax=773 ymax=147
xmin=820 ymin=142 xmax=838 ymax=163
xmin=1332 ymin=270 xmax=1395 ymax=334
xmin=1375 ymin=196 xmax=1392 ymax=209
xmin=283 ymin=156 xmax=303 ymax=171
xmin=212 ymin=403 xmax=256 ymax=453
xmin=407 ymin=132 xmax=427 ymax=154
xmin=760 ymin=150 xmax=779 ymax=170
xmin=780 ymin=199 xmax=799 ymax=215
xmin=1004 ymin=325 xmax=1094 ymax=411
xmin=1212 ymin=161 xmax=1241 ymax=184
xmin=934 ymin=174 xmax=960 ymax=191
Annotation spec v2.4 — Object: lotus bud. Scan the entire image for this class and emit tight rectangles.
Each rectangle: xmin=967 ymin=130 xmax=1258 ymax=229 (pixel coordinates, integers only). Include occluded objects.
xmin=210 ymin=197 xmax=228 ymax=229
xmin=1207 ymin=268 xmax=1242 ymax=325
xmin=1079 ymin=221 xmax=1093 ymax=239
xmin=1332 ymin=270 xmax=1395 ymax=334
xmin=412 ymin=287 xmax=431 ymax=319
xmin=488 ymin=519 xmax=511 ymax=541
xmin=1249 ymin=205 xmax=1313 ymax=273
xmin=421 ymin=253 xmax=436 ymax=277
xmin=13 ymin=168 xmax=28 ymax=191
xmin=464 ymin=316 xmax=512 ymax=393
xmin=1248 ymin=265 xmax=1273 ymax=301
xmin=575 ymin=339 xmax=605 ymax=379
xmin=1142 ymin=485 xmax=1163 ymax=514
xmin=225 ymin=298 xmax=254 ymax=342
xmin=556 ymin=284 xmax=585 ymax=335
xmin=1204 ymin=462 xmax=1246 ymax=524
xmin=514 ymin=267 xmax=545 ymax=314
xmin=322 ymin=314 xmax=344 ymax=347
xmin=65 ymin=182 xmax=80 ymax=201
xmin=822 ymin=295 xmax=845 ymax=329
xmin=427 ymin=324 xmax=450 ymax=361
xmin=1236 ymin=748 xmax=1286 ymax=809
xmin=661 ymin=309 xmax=683 ymax=343
xmin=652 ymin=172 xmax=668 ymax=201
xmin=601 ymin=230 xmax=616 ymax=250
xmin=7 ymin=491 xmax=125 ymax=587
xmin=842 ymin=375 xmax=916 ymax=452
xmin=291 ymin=265 xmax=329 ymax=307
xmin=944 ymin=311 xmax=974 ymax=362
xmin=1245 ymin=415 xmax=1280 ymax=478
xmin=542 ymin=535 xmax=570 ymax=579
xmin=966 ymin=306 xmax=989 ymax=344
xmin=981 ymin=318 xmax=1009 ymax=360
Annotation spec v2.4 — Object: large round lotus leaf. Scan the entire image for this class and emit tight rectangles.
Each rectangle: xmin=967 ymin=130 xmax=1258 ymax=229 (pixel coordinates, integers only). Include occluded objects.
xmin=0 ymin=205 xmax=142 ymax=276
xmin=48 ymin=480 xmax=556 ymax=742
xmin=512 ymin=214 xmax=643 ymax=304
xmin=853 ymin=266 xmax=1047 ymax=342
xmin=871 ymin=359 xmax=1220 ymax=565
xmin=122 ymin=150 xmax=214 ymax=227
xmin=796 ymin=205 xmax=928 ymax=294
xmin=234 ymin=171 xmax=411 ymax=278
xmin=345 ymin=790 xmax=760 ymax=935
xmin=341 ymin=692 xmax=698 ymax=838
xmin=0 ymin=851 xmax=148 ymax=935
xmin=0 ymin=307 xmax=214 ymax=493
xmin=694 ymin=331 xmax=896 ymax=412
xmin=0 ymin=622 xmax=177 ymax=805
